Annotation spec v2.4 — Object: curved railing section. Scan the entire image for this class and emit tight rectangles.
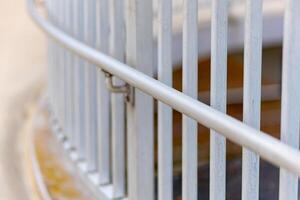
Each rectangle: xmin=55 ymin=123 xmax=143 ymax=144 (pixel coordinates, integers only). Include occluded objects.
xmin=27 ymin=0 xmax=300 ymax=199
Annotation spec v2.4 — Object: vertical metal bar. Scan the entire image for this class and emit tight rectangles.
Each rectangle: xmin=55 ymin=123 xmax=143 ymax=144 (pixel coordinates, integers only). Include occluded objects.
xmin=51 ymin=0 xmax=57 ymax=120
xmin=69 ymin=0 xmax=75 ymax=148
xmin=279 ymin=0 xmax=300 ymax=199
xmin=58 ymin=0 xmax=67 ymax=136
xmin=75 ymin=0 xmax=87 ymax=160
xmin=84 ymin=0 xmax=98 ymax=172
xmin=65 ymin=0 xmax=72 ymax=141
xmin=60 ymin=0 xmax=68 ymax=137
xmin=110 ymin=0 xmax=126 ymax=197
xmin=210 ymin=0 xmax=228 ymax=199
xmin=53 ymin=0 xmax=59 ymax=124
xmin=73 ymin=0 xmax=84 ymax=156
xmin=242 ymin=1 xmax=263 ymax=200
xmin=63 ymin=0 xmax=68 ymax=138
xmin=182 ymin=0 xmax=198 ymax=199
xmin=89 ymin=0 xmax=99 ymax=172
xmin=59 ymin=0 xmax=65 ymax=136
xmin=157 ymin=0 xmax=173 ymax=199
xmin=45 ymin=0 xmax=53 ymax=110
xmin=56 ymin=0 xmax=61 ymax=128
xmin=67 ymin=0 xmax=74 ymax=146
xmin=72 ymin=0 xmax=80 ymax=153
xmin=82 ymin=0 xmax=91 ymax=166
xmin=96 ymin=0 xmax=111 ymax=184
xmin=126 ymin=0 xmax=154 ymax=199
xmin=52 ymin=0 xmax=57 ymax=119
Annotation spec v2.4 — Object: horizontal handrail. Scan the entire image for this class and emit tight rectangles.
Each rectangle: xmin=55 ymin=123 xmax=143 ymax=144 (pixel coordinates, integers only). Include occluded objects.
xmin=27 ymin=0 xmax=300 ymax=177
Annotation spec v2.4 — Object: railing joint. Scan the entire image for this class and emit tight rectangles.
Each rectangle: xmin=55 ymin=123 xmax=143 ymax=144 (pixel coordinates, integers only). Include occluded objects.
xmin=102 ymin=70 xmax=134 ymax=105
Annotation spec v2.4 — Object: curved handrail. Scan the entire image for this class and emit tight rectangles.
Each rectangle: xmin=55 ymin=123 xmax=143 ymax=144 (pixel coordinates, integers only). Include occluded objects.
xmin=27 ymin=0 xmax=300 ymax=177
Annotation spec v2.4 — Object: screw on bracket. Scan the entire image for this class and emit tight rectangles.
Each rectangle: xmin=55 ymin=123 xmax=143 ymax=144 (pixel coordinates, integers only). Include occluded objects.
xmin=102 ymin=70 xmax=134 ymax=105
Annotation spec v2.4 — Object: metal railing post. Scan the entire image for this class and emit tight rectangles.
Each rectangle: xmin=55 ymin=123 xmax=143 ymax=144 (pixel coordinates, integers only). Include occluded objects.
xmin=279 ymin=0 xmax=300 ymax=199
xmin=210 ymin=0 xmax=228 ymax=199
xmin=126 ymin=0 xmax=154 ymax=199
xmin=96 ymin=0 xmax=111 ymax=184
xmin=157 ymin=0 xmax=173 ymax=199
xmin=242 ymin=0 xmax=263 ymax=200
xmin=109 ymin=0 xmax=126 ymax=197
xmin=182 ymin=0 xmax=198 ymax=199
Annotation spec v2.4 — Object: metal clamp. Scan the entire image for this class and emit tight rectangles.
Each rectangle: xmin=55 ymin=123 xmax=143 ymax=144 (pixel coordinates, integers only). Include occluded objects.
xmin=102 ymin=70 xmax=134 ymax=104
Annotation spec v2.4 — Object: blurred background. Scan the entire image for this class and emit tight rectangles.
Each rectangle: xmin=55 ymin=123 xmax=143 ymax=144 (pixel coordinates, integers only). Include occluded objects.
xmin=0 ymin=0 xmax=45 ymax=199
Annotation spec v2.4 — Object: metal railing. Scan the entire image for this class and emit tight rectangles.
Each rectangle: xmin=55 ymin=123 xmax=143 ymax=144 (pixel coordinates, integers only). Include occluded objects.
xmin=27 ymin=0 xmax=300 ymax=199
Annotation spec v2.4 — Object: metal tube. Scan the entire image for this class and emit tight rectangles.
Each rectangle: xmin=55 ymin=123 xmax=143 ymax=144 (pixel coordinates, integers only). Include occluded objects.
xmin=109 ymin=0 xmax=126 ymax=196
xmin=53 ymin=0 xmax=63 ymax=132
xmin=210 ymin=0 xmax=228 ymax=199
xmin=96 ymin=0 xmax=111 ymax=185
xmin=72 ymin=0 xmax=81 ymax=156
xmin=242 ymin=0 xmax=263 ymax=200
xmin=182 ymin=0 xmax=198 ymax=199
xmin=65 ymin=0 xmax=72 ymax=143
xmin=125 ymin=0 xmax=155 ymax=199
xmin=76 ymin=0 xmax=87 ymax=160
xmin=45 ymin=0 xmax=54 ymax=114
xmin=68 ymin=0 xmax=76 ymax=148
xmin=279 ymin=0 xmax=300 ymax=199
xmin=66 ymin=0 xmax=75 ymax=148
xmin=157 ymin=0 xmax=173 ymax=199
xmin=60 ymin=0 xmax=67 ymax=137
xmin=82 ymin=0 xmax=91 ymax=169
xmin=84 ymin=0 xmax=98 ymax=172
xmin=51 ymin=0 xmax=59 ymax=125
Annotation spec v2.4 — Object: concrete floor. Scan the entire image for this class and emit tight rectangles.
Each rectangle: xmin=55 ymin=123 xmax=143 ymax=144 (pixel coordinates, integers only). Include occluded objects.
xmin=0 ymin=0 xmax=46 ymax=199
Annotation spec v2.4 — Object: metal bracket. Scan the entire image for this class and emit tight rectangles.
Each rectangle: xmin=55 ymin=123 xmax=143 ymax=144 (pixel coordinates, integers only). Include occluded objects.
xmin=102 ymin=70 xmax=134 ymax=105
